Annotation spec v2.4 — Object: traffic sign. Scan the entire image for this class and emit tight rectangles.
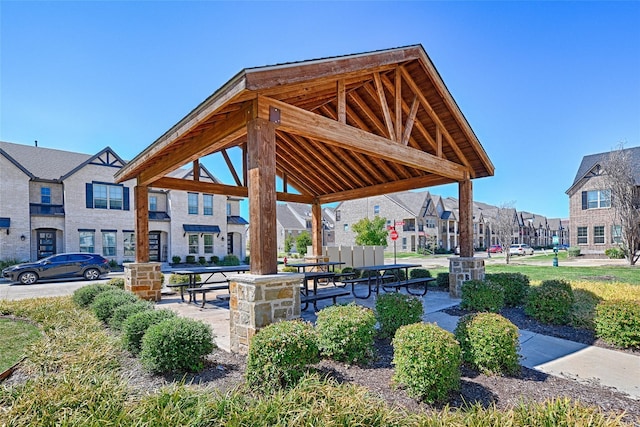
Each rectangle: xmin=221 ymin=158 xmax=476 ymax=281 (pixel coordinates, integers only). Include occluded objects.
xmin=395 ymin=221 xmax=405 ymax=226
xmin=390 ymin=230 xmax=399 ymax=241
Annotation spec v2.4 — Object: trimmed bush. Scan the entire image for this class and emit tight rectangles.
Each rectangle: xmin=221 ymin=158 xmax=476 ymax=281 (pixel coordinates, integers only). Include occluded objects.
xmin=106 ymin=277 xmax=125 ymax=289
xmin=108 ymin=300 xmax=154 ymax=331
xmin=281 ymin=266 xmax=298 ymax=273
xmin=171 ymin=255 xmax=181 ymax=264
xmin=409 ymin=268 xmax=431 ymax=279
xmin=91 ymin=289 xmax=139 ymax=323
xmin=140 ymin=317 xmax=215 ymax=373
xmin=72 ymin=283 xmax=117 ymax=308
xmin=392 ymin=322 xmax=461 ymax=403
xmin=454 ymin=312 xmax=520 ymax=375
xmin=198 ymin=256 xmax=207 ymax=265
xmin=185 ymin=255 xmax=196 ymax=264
xmin=245 ymin=320 xmax=320 ymax=392
xmin=460 ymin=279 xmax=505 ymax=312
xmin=210 ymin=255 xmax=219 ymax=264
xmin=595 ymin=299 xmax=640 ymax=349
xmin=122 ymin=309 xmax=177 ymax=354
xmin=436 ymin=272 xmax=449 ymax=288
xmin=567 ymin=246 xmax=581 ymax=257
xmin=169 ymin=273 xmax=201 ymax=284
xmin=315 ymin=304 xmax=376 ymax=364
xmin=219 ymin=255 xmax=240 ymax=266
xmin=525 ymin=280 xmax=574 ymax=325
xmin=485 ymin=273 xmax=530 ymax=307
xmin=375 ymin=292 xmax=423 ymax=339
xmin=604 ymin=247 xmax=625 ymax=259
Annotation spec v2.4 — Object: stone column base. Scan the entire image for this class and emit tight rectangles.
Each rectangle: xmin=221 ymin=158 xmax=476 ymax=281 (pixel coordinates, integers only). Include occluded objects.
xmin=229 ymin=273 xmax=302 ymax=354
xmin=448 ymin=257 xmax=485 ymax=298
xmin=124 ymin=262 xmax=162 ymax=301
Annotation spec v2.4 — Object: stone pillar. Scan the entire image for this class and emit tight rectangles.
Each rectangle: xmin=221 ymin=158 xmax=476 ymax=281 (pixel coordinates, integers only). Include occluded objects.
xmin=124 ymin=262 xmax=162 ymax=301
xmin=448 ymin=257 xmax=485 ymax=298
xmin=229 ymin=272 xmax=302 ymax=354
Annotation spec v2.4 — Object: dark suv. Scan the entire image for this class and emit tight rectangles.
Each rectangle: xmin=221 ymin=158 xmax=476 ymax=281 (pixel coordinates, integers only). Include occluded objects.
xmin=2 ymin=253 xmax=110 ymax=285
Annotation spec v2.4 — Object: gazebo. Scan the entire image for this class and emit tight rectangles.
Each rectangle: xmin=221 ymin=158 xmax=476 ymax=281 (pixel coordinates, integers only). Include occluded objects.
xmin=115 ymin=44 xmax=494 ymax=352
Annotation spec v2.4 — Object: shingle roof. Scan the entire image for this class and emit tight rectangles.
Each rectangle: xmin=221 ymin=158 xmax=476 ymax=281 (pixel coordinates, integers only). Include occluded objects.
xmin=568 ymin=146 xmax=640 ymax=192
xmin=276 ymin=203 xmax=306 ymax=230
xmin=386 ymin=191 xmax=429 ymax=216
xmin=0 ymin=141 xmax=95 ymax=180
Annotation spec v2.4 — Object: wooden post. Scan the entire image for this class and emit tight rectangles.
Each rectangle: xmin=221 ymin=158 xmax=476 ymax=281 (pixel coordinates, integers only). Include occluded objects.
xmin=135 ymin=185 xmax=149 ymax=262
xmin=247 ymin=117 xmax=277 ymax=275
xmin=458 ymin=178 xmax=474 ymax=257
xmin=311 ymin=201 xmax=322 ymax=256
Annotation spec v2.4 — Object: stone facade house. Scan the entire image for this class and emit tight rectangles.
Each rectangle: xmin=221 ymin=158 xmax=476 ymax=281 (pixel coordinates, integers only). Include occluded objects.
xmin=566 ymin=146 xmax=640 ymax=255
xmin=276 ymin=202 xmax=335 ymax=253
xmin=0 ymin=141 xmax=247 ymax=263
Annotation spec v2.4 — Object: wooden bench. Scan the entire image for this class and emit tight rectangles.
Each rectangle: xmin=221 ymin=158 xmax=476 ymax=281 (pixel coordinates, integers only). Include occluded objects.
xmin=186 ymin=282 xmax=230 ymax=308
xmin=301 ymin=287 xmax=351 ymax=311
xmin=381 ymin=277 xmax=435 ymax=296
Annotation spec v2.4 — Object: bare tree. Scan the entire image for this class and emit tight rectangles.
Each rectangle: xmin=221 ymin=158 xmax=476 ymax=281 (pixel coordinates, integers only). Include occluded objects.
xmin=602 ymin=144 xmax=640 ymax=265
xmin=489 ymin=202 xmax=517 ymax=264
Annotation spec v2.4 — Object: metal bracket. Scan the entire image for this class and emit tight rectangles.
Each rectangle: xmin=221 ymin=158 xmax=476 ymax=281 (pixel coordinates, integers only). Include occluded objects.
xmin=269 ymin=107 xmax=281 ymax=124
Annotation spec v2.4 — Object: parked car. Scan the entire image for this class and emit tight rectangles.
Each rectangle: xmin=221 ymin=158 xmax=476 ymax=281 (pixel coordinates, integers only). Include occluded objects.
xmin=488 ymin=245 xmax=503 ymax=253
xmin=2 ymin=253 xmax=110 ymax=285
xmin=509 ymin=244 xmax=534 ymax=256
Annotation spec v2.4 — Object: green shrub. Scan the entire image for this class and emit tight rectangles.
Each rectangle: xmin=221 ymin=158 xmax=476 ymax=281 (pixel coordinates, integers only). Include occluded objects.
xmin=185 ymin=255 xmax=196 ymax=264
xmin=315 ymin=304 xmax=376 ymax=364
xmin=219 ymin=255 xmax=240 ymax=266
xmin=525 ymin=280 xmax=574 ymax=325
xmin=140 ymin=317 xmax=215 ymax=373
xmin=198 ymin=256 xmax=207 ymax=265
xmin=375 ymin=292 xmax=423 ymax=339
xmin=460 ymin=279 xmax=505 ymax=312
xmin=454 ymin=312 xmax=520 ymax=375
xmin=246 ymin=320 xmax=320 ymax=392
xmin=210 ymin=255 xmax=219 ymax=264
xmin=91 ymin=289 xmax=139 ymax=323
xmin=281 ymin=266 xmax=298 ymax=273
xmin=169 ymin=273 xmax=201 ymax=284
xmin=595 ymin=300 xmax=640 ymax=348
xmin=171 ymin=255 xmax=181 ymax=264
xmin=392 ymin=322 xmax=461 ymax=403
xmin=436 ymin=272 xmax=449 ymax=288
xmin=106 ymin=277 xmax=125 ymax=289
xmin=485 ymin=273 xmax=530 ymax=307
xmin=108 ymin=300 xmax=154 ymax=331
xmin=72 ymin=283 xmax=117 ymax=308
xmin=567 ymin=246 xmax=581 ymax=257
xmin=604 ymin=247 xmax=625 ymax=259
xmin=122 ymin=309 xmax=177 ymax=354
xmin=243 ymin=256 xmax=250 ymax=264
xmin=409 ymin=268 xmax=431 ymax=279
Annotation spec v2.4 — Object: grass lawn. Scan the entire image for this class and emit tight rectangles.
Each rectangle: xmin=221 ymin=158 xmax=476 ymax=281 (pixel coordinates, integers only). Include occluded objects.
xmin=484 ymin=264 xmax=639 ymax=285
xmin=0 ymin=318 xmax=41 ymax=372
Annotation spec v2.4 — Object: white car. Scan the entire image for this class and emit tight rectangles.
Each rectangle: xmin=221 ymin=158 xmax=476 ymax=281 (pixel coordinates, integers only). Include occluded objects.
xmin=509 ymin=244 xmax=534 ymax=256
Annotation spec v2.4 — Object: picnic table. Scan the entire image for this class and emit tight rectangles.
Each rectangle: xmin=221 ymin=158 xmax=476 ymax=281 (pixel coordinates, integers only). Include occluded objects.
xmin=300 ymin=271 xmax=350 ymax=311
xmin=168 ymin=265 xmax=250 ymax=307
xmin=287 ymin=261 xmax=345 ymax=273
xmin=341 ymin=263 xmax=433 ymax=299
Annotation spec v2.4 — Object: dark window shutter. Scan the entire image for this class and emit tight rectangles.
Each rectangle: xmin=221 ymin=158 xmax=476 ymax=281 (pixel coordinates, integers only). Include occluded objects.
xmin=581 ymin=191 xmax=587 ymax=210
xmin=86 ymin=183 xmax=93 ymax=208
xmin=123 ymin=187 xmax=130 ymax=211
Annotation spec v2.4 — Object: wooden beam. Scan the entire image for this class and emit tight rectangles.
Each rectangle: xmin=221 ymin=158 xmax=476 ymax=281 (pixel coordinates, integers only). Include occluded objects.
xmin=193 ymin=159 xmax=200 ymax=181
xmin=395 ymin=67 xmax=402 ymax=142
xmin=136 ymin=101 xmax=255 ymax=186
xmin=247 ymin=117 xmax=278 ymax=275
xmin=373 ymin=72 xmax=395 ymax=140
xmin=221 ymin=149 xmax=242 ymax=186
xmin=436 ymin=126 xmax=443 ymax=158
xmin=258 ymin=96 xmax=468 ymax=181
xmin=318 ymin=174 xmax=448 ymax=204
xmin=311 ymin=202 xmax=322 ymax=256
xmin=135 ymin=185 xmax=149 ymax=262
xmin=337 ymin=79 xmax=346 ymax=124
xmin=458 ymin=178 xmax=474 ymax=257
xmin=401 ymin=95 xmax=419 ymax=146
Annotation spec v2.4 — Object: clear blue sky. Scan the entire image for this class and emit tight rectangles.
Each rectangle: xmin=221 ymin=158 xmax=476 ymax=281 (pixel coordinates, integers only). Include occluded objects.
xmin=2 ymin=1 xmax=639 ymax=220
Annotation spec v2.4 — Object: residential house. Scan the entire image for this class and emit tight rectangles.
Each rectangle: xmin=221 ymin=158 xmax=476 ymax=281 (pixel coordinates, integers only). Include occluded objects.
xmin=0 ymin=141 xmax=247 ymax=263
xmin=566 ymin=146 xmax=640 ymax=254
xmin=276 ymin=202 xmax=335 ymax=253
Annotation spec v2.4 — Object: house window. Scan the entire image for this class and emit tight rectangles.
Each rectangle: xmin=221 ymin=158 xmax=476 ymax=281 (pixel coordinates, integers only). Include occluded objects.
xmin=611 ymin=225 xmax=622 ymax=244
xmin=41 ymin=187 xmax=51 ymax=204
xmin=403 ymin=219 xmax=415 ymax=232
xmin=226 ymin=202 xmax=232 ymax=216
xmin=203 ymin=194 xmax=213 ymax=216
xmin=594 ymin=226 xmax=605 ymax=244
xmin=188 ymin=193 xmax=198 ymax=215
xmin=124 ymin=232 xmax=135 ymax=257
xmin=426 ymin=219 xmax=436 ymax=229
xmin=577 ymin=226 xmax=588 ymax=244
xmin=93 ymin=184 xmax=123 ymax=210
xmin=203 ymin=234 xmax=214 ymax=254
xmin=188 ymin=234 xmax=199 ymax=254
xmin=102 ymin=231 xmax=116 ymax=257
xmin=335 ymin=210 xmax=341 ymax=221
xmin=149 ymin=196 xmax=157 ymax=211
xmin=343 ymin=224 xmax=349 ymax=231
xmin=373 ymin=205 xmax=380 ymax=215
xmin=585 ymin=190 xmax=611 ymax=209
xmin=79 ymin=231 xmax=95 ymax=253
xmin=402 ymin=237 xmax=407 ymax=250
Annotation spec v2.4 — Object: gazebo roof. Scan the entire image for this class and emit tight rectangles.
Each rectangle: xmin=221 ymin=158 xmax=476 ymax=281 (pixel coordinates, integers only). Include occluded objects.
xmin=115 ymin=44 xmax=493 ymax=203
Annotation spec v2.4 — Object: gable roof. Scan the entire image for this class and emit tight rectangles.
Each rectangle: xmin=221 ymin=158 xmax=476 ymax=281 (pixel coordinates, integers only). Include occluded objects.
xmin=276 ymin=203 xmax=306 ymax=230
xmin=114 ymin=45 xmax=494 ymax=204
xmin=567 ymin=146 xmax=640 ymax=194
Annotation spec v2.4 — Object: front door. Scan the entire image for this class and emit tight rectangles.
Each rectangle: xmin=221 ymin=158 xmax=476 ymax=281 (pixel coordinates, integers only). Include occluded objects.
xmin=227 ymin=232 xmax=233 ymax=255
xmin=149 ymin=232 xmax=161 ymax=262
xmin=37 ymin=230 xmax=56 ymax=259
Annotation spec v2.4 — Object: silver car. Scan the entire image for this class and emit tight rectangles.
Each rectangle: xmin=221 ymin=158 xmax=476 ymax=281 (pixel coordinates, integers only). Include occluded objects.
xmin=509 ymin=244 xmax=534 ymax=256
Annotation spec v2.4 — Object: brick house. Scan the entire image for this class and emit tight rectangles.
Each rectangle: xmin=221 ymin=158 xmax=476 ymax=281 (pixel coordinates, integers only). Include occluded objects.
xmin=566 ymin=146 xmax=640 ymax=255
xmin=0 ymin=141 xmax=247 ymax=263
xmin=276 ymin=202 xmax=334 ymax=253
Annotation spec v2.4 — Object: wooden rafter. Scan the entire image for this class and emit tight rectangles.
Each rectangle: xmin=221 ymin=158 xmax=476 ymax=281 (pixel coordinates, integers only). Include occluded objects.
xmin=373 ymin=72 xmax=396 ymax=140
xmin=402 ymin=95 xmax=420 ymax=146
xmin=221 ymin=149 xmax=242 ymax=186
xmin=395 ymin=67 xmax=402 ymax=142
xmin=337 ymin=79 xmax=346 ymax=124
